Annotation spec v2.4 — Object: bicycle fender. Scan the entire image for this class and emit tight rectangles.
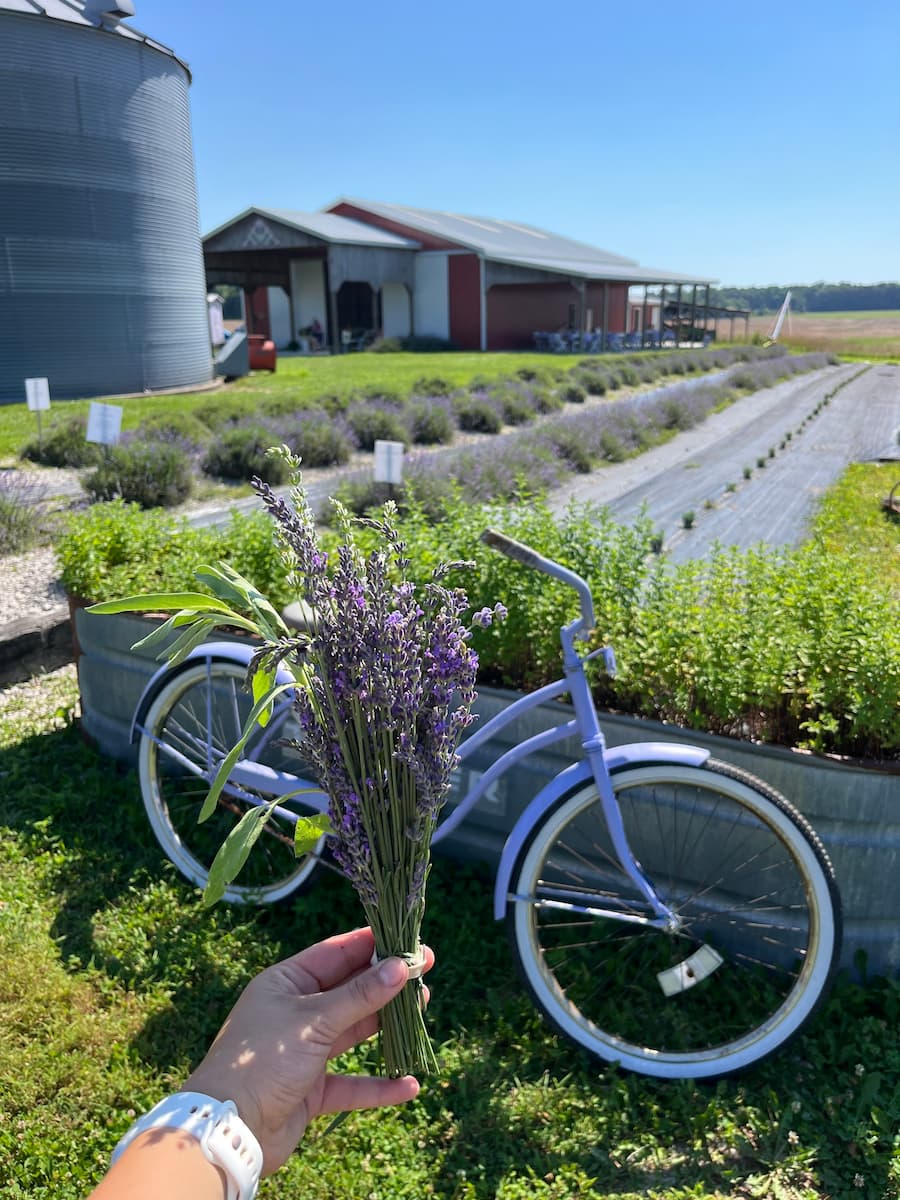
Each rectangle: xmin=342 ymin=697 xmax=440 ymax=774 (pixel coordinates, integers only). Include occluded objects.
xmin=129 ymin=641 xmax=293 ymax=744
xmin=492 ymin=741 xmax=710 ymax=920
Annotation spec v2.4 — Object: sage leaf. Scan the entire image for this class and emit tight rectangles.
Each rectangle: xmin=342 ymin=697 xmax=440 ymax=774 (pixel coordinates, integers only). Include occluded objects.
xmin=87 ymin=593 xmax=237 ymax=616
xmin=202 ymin=802 xmax=277 ymax=907
xmin=251 ymin=664 xmax=276 ymax=728
xmin=198 ymin=680 xmax=298 ymax=822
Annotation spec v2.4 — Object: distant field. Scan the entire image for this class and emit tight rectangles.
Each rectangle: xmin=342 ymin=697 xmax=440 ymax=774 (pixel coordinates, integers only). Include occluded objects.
xmin=739 ymin=310 xmax=900 ymax=358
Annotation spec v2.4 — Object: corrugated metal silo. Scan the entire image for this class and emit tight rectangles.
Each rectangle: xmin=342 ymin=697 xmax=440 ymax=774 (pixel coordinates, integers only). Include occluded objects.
xmin=0 ymin=0 xmax=213 ymax=402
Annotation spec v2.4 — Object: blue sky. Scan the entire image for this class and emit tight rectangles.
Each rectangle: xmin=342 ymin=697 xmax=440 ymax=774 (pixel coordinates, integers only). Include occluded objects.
xmin=145 ymin=0 xmax=899 ymax=287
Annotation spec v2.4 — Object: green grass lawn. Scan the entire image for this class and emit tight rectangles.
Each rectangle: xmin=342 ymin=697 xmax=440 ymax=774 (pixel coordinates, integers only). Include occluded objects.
xmin=1 ymin=352 xmax=586 ymax=462
xmin=809 ymin=463 xmax=900 ymax=591
xmin=1 ymin=668 xmax=897 ymax=1200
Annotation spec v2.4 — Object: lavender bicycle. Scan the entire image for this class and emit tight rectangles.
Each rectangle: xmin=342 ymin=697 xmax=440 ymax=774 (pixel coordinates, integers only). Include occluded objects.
xmin=130 ymin=529 xmax=841 ymax=1079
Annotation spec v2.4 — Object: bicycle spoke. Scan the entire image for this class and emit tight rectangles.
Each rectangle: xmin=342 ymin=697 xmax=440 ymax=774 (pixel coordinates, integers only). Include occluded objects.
xmin=509 ymin=763 xmax=837 ymax=1074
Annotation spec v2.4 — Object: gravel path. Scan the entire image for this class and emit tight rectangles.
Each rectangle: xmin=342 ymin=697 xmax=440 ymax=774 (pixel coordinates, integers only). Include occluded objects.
xmin=548 ymin=363 xmax=900 ymax=559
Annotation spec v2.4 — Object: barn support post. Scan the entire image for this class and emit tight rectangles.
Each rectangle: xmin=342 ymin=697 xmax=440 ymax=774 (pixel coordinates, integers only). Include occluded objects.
xmin=287 ymin=274 xmax=296 ymax=348
xmin=601 ymin=281 xmax=609 ymax=350
xmin=659 ymin=283 xmax=666 ymax=347
xmin=704 ymin=284 xmax=711 ymax=342
xmin=328 ymin=289 xmax=340 ymax=353
xmin=676 ymin=284 xmax=683 ymax=345
xmin=479 ymin=255 xmax=487 ymax=351
xmin=689 ymin=285 xmax=698 ymax=346
xmin=575 ymin=278 xmax=586 ymax=345
xmin=641 ymin=284 xmax=649 ymax=348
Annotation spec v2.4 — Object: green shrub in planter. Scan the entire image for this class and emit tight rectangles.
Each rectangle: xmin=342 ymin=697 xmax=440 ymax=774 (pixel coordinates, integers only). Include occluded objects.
xmin=57 ymin=500 xmax=291 ymax=610
xmin=365 ymin=489 xmax=659 ymax=692
xmin=21 ymin=416 xmax=102 ymax=468
xmin=346 ymin=404 xmax=409 ymax=451
xmin=82 ymin=442 xmax=193 ymax=508
xmin=203 ymin=425 xmax=290 ymax=483
xmin=406 ymin=401 xmax=456 ymax=445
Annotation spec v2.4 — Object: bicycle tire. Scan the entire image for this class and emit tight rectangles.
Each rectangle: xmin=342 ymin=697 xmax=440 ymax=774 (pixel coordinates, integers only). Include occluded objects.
xmin=507 ymin=758 xmax=841 ymax=1079
xmin=138 ymin=659 xmax=325 ymax=905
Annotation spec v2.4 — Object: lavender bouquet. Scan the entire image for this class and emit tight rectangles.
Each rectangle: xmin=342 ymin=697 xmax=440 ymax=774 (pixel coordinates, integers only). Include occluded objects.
xmin=90 ymin=449 xmax=503 ymax=1076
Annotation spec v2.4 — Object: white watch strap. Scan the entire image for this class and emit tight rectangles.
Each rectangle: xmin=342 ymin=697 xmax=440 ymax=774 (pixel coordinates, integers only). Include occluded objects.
xmin=111 ymin=1092 xmax=263 ymax=1200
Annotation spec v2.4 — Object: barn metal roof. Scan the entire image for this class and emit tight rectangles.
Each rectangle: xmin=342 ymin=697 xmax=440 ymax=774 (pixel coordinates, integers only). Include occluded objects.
xmin=203 ymin=206 xmax=420 ymax=250
xmin=329 ymin=197 xmax=715 ymax=286
xmin=0 ymin=0 xmax=190 ymax=75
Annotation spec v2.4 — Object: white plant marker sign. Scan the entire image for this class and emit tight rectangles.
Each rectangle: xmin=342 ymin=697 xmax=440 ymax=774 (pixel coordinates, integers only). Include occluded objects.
xmin=373 ymin=439 xmax=404 ymax=485
xmin=25 ymin=377 xmax=51 ymax=451
xmin=86 ymin=401 xmax=123 ymax=446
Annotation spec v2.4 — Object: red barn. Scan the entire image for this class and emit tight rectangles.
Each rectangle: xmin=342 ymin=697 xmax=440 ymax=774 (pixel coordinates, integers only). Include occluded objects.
xmin=202 ymin=198 xmax=715 ymax=352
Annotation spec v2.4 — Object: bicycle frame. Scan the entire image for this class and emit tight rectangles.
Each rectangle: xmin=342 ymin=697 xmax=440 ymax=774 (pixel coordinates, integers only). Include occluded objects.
xmin=133 ymin=635 xmax=709 ymax=930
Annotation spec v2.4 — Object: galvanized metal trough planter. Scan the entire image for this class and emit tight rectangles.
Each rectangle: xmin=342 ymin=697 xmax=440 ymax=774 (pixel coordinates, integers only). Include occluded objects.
xmin=75 ymin=607 xmax=899 ymax=977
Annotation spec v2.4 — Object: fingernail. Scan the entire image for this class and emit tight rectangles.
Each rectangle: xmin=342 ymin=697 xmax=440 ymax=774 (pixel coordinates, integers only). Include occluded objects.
xmin=377 ymin=957 xmax=407 ymax=987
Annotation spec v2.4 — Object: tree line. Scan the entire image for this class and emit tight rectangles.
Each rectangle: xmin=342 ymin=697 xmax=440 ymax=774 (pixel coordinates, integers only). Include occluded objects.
xmin=710 ymin=282 xmax=900 ymax=314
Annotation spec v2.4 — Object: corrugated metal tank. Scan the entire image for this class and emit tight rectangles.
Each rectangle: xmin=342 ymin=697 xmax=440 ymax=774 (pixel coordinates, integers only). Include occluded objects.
xmin=0 ymin=3 xmax=213 ymax=402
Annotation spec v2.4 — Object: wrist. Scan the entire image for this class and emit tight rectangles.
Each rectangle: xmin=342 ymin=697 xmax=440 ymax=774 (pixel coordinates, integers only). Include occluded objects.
xmin=111 ymin=1092 xmax=263 ymax=1200
xmin=180 ymin=1074 xmax=264 ymax=1148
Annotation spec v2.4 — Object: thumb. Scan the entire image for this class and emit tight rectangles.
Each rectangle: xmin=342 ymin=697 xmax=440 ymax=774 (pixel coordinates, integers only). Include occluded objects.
xmin=314 ymin=957 xmax=409 ymax=1040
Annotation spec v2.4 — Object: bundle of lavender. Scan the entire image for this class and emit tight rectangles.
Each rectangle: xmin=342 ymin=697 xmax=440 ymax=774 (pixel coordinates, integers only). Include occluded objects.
xmin=252 ymin=461 xmax=494 ymax=1075
xmin=89 ymin=449 xmax=504 ymax=1077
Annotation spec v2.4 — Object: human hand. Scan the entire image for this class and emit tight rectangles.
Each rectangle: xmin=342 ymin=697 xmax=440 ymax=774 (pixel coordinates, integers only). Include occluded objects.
xmin=181 ymin=926 xmax=433 ymax=1174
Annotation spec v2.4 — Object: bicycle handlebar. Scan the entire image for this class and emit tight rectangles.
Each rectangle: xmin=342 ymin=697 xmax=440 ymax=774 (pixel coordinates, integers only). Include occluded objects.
xmin=480 ymin=528 xmax=596 ymax=632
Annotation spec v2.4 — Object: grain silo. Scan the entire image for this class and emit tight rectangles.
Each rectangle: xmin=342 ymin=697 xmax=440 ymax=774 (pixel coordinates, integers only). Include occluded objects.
xmin=0 ymin=0 xmax=213 ymax=402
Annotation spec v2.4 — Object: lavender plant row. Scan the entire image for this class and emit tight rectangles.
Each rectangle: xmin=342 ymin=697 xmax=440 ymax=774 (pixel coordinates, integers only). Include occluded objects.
xmin=401 ymin=353 xmax=831 ymax=505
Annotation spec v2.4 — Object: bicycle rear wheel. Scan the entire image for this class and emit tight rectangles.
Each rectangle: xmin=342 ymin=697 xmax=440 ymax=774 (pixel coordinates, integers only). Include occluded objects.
xmin=138 ymin=659 xmax=325 ymax=904
xmin=507 ymin=759 xmax=841 ymax=1078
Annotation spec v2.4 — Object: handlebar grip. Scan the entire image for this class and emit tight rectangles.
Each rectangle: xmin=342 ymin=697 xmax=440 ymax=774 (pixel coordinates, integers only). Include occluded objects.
xmin=480 ymin=528 xmax=546 ymax=570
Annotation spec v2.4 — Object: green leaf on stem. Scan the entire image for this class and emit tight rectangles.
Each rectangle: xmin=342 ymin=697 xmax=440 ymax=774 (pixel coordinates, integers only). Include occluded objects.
xmin=202 ymin=801 xmax=278 ymax=906
xmin=195 ymin=562 xmax=289 ymax=641
xmin=294 ymin=812 xmax=332 ymax=855
xmin=198 ymin=680 xmax=298 ymax=822
xmin=251 ymin=663 xmax=276 ymax=727
xmin=86 ymin=593 xmax=237 ymax=616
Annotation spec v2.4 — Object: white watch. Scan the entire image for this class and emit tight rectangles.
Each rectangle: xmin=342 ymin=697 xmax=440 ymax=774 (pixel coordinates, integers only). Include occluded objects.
xmin=111 ymin=1092 xmax=263 ymax=1200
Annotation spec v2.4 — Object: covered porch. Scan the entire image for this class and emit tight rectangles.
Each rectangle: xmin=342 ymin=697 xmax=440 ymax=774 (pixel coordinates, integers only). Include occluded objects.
xmin=202 ymin=209 xmax=418 ymax=353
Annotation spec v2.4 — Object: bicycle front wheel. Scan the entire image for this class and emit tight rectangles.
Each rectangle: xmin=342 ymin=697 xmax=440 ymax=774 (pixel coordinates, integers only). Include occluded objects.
xmin=138 ymin=659 xmax=325 ymax=904
xmin=507 ymin=759 xmax=841 ymax=1078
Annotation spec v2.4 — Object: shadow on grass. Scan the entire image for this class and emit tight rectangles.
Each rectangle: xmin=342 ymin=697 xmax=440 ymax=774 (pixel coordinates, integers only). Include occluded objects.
xmin=5 ymin=725 xmax=897 ymax=1199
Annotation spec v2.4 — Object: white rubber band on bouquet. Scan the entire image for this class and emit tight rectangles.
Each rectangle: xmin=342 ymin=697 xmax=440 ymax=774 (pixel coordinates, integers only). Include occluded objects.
xmin=371 ymin=945 xmax=427 ymax=980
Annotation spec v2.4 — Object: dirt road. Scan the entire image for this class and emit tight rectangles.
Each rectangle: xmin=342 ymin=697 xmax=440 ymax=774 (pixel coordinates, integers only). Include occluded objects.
xmin=548 ymin=363 xmax=900 ymax=560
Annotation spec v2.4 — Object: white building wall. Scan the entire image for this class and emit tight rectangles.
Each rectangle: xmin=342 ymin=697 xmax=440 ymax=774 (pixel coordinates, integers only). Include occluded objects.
xmin=381 ymin=282 xmax=411 ymax=338
xmin=413 ymin=254 xmax=449 ymax=339
xmin=267 ymin=287 xmax=292 ymax=348
xmin=291 ymin=260 xmax=327 ymax=332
